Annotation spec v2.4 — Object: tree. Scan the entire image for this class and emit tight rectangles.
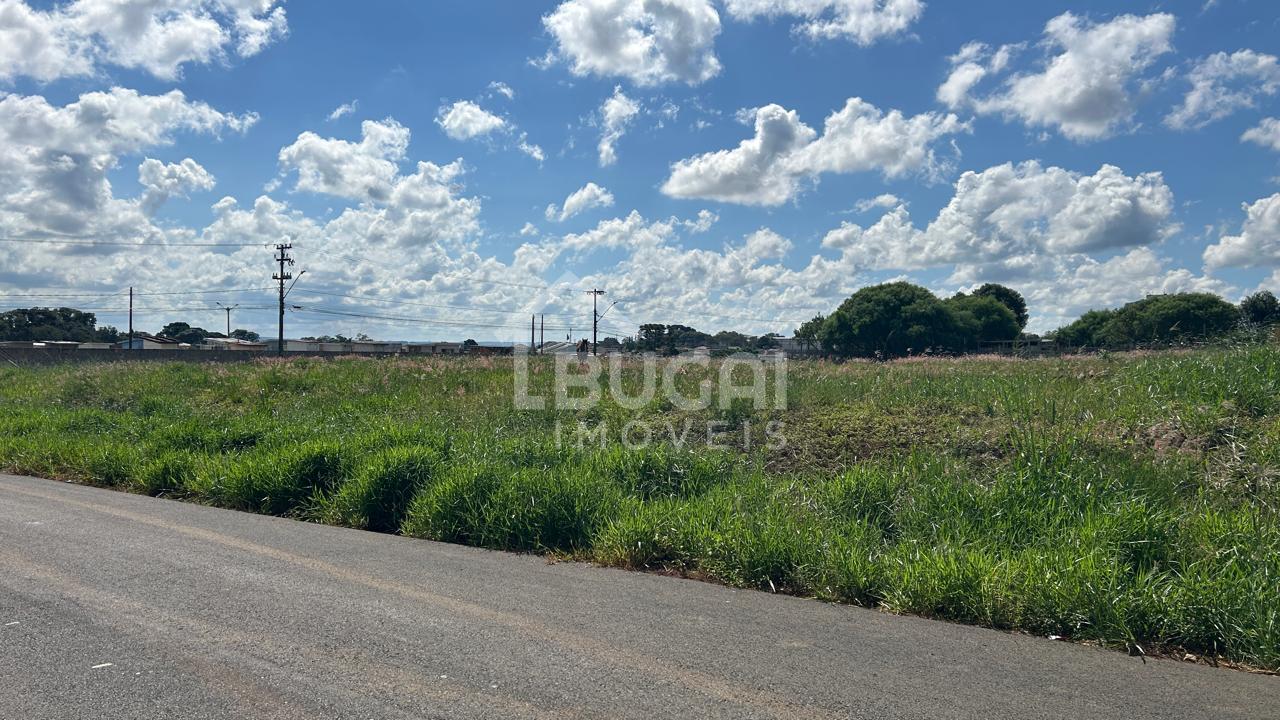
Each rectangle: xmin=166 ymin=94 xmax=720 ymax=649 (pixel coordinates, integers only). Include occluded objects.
xmin=793 ymin=315 xmax=825 ymax=350
xmin=1241 ymin=290 xmax=1279 ymax=325
xmin=712 ymin=330 xmax=751 ymax=349
xmin=230 ymin=329 xmax=260 ymax=342
xmin=159 ymin=322 xmax=219 ymax=345
xmin=1105 ymin=294 xmax=1240 ymax=345
xmin=1052 ymin=293 xmax=1241 ymax=349
xmin=973 ymin=283 xmax=1029 ymax=330
xmin=0 ymin=307 xmax=119 ymax=343
xmin=637 ymin=324 xmax=666 ymax=352
xmin=665 ymin=324 xmax=711 ymax=349
xmin=945 ymin=294 xmax=1019 ymax=350
xmin=462 ymin=338 xmax=478 ymax=347
xmin=819 ymin=282 xmax=963 ymax=359
xmin=755 ymin=333 xmax=781 ymax=350
xmin=1053 ymin=309 xmax=1117 ymax=348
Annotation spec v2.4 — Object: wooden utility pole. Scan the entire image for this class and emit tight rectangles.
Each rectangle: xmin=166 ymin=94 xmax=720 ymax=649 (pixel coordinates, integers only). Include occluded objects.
xmin=128 ymin=287 xmax=133 ymax=349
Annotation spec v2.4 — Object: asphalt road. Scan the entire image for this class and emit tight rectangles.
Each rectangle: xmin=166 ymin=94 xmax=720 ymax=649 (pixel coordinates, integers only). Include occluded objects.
xmin=1 ymin=473 xmax=1276 ymax=719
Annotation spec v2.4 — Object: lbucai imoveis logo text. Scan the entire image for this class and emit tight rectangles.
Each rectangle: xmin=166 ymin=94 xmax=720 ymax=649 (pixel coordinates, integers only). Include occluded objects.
xmin=513 ymin=350 xmax=788 ymax=451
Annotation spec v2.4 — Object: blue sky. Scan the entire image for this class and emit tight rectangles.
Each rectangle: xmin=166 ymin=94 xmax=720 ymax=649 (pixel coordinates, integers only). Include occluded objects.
xmin=1 ymin=0 xmax=1279 ymax=340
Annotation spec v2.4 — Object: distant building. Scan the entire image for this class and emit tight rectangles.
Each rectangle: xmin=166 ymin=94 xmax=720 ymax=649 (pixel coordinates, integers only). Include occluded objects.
xmin=117 ymin=333 xmax=186 ymax=350
xmin=537 ymin=341 xmax=579 ymax=354
xmin=204 ymin=337 xmax=269 ymax=352
xmin=465 ymin=344 xmax=514 ymax=357
xmin=979 ymin=338 xmax=1058 ymax=356
xmin=773 ymin=337 xmax=822 ymax=357
xmin=279 ymin=339 xmax=404 ymax=354
xmin=0 ymin=340 xmax=83 ymax=349
xmin=405 ymin=342 xmax=464 ymax=355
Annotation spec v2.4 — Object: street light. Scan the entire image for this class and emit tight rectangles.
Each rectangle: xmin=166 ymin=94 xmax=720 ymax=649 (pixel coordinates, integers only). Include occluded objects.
xmin=216 ymin=302 xmax=240 ymax=338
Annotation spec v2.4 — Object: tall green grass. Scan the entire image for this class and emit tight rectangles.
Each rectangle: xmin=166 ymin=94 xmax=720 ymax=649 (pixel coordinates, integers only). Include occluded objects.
xmin=0 ymin=348 xmax=1277 ymax=668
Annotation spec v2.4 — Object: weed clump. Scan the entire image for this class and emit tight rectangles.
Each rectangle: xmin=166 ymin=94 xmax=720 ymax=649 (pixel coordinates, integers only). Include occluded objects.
xmin=403 ymin=459 xmax=622 ymax=552
xmin=320 ymin=445 xmax=442 ymax=532
xmin=216 ymin=441 xmax=353 ymax=515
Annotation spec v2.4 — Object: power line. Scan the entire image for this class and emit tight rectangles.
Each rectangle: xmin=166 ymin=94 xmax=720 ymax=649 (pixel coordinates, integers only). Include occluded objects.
xmin=295 ymin=288 xmax=585 ymax=321
xmin=614 ymin=302 xmax=817 ymax=327
xmin=291 ymin=305 xmax=577 ymax=333
xmin=0 ymin=287 xmax=271 ymax=299
xmin=0 ymin=237 xmax=275 ymax=248
xmin=306 ymin=246 xmax=565 ymax=293
xmin=30 ymin=305 xmax=276 ymax=313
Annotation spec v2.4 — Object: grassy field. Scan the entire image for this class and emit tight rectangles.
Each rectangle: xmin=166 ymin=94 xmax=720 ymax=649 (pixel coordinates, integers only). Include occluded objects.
xmin=1 ymin=348 xmax=1278 ymax=670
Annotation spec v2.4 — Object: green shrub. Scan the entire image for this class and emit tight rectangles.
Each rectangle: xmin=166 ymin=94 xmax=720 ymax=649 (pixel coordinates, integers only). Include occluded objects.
xmin=217 ymin=441 xmax=353 ymax=515
xmin=404 ymin=461 xmax=622 ymax=552
xmin=76 ymin=443 xmax=142 ymax=488
xmin=324 ymin=445 xmax=441 ymax=531
xmin=589 ymin=445 xmax=731 ymax=500
xmin=135 ymin=450 xmax=200 ymax=496
xmin=401 ymin=460 xmax=504 ymax=544
xmin=591 ymin=498 xmax=694 ymax=568
xmin=821 ymin=465 xmax=903 ymax=540
xmin=152 ymin=417 xmax=264 ymax=454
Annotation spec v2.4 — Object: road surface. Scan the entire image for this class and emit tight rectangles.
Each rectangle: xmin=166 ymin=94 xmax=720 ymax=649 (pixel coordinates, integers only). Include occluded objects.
xmin=1 ymin=473 xmax=1275 ymax=719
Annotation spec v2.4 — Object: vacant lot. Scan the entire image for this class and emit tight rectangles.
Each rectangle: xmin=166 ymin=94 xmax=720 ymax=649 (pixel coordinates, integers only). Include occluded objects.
xmin=2 ymin=349 xmax=1277 ymax=670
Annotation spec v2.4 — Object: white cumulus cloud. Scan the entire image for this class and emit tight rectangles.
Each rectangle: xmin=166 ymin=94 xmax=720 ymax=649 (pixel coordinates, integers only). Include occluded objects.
xmin=941 ymin=12 xmax=1176 ymax=141
xmin=598 ymin=86 xmax=641 ymax=166
xmin=277 ymin=119 xmax=411 ymax=202
xmin=1203 ymin=193 xmax=1280 ymax=269
xmin=541 ymin=0 xmax=722 ymax=86
xmin=328 ymin=101 xmax=358 ymax=122
xmin=0 ymin=88 xmax=252 ymax=248
xmin=723 ymin=0 xmax=924 ymax=45
xmin=1166 ymin=50 xmax=1280 ymax=130
xmin=138 ymin=157 xmax=216 ymax=214
xmin=0 ymin=0 xmax=288 ymax=82
xmin=854 ymin=193 xmax=901 ymax=212
xmin=820 ymin=161 xmax=1176 ymax=269
xmin=1243 ymin=118 xmax=1280 ymax=152
xmin=436 ymin=100 xmax=508 ymax=141
xmin=661 ymin=98 xmax=964 ymax=206
xmin=546 ymin=182 xmax=615 ymax=222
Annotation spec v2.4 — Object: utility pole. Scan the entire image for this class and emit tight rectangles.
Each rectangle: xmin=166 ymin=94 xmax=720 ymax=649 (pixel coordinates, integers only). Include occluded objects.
xmin=586 ymin=289 xmax=605 ymax=356
xmin=273 ymin=243 xmax=294 ymax=356
xmin=128 ymin=287 xmax=134 ymax=350
xmin=530 ymin=314 xmax=536 ymax=355
xmin=217 ymin=302 xmax=239 ymax=338
xmin=539 ymin=314 xmax=544 ymax=354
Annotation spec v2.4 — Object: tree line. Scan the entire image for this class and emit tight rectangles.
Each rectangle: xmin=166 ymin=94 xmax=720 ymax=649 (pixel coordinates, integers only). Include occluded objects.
xmin=4 ymin=285 xmax=1277 ymax=356
xmin=0 ymin=307 xmax=121 ymax=343
xmin=0 ymin=308 xmax=259 ymax=344
xmin=794 ymin=283 xmax=1278 ymax=359
xmin=1053 ymin=290 xmax=1276 ymax=349
xmin=793 ymin=282 xmax=1027 ymax=358
xmin=622 ymin=324 xmax=783 ymax=355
